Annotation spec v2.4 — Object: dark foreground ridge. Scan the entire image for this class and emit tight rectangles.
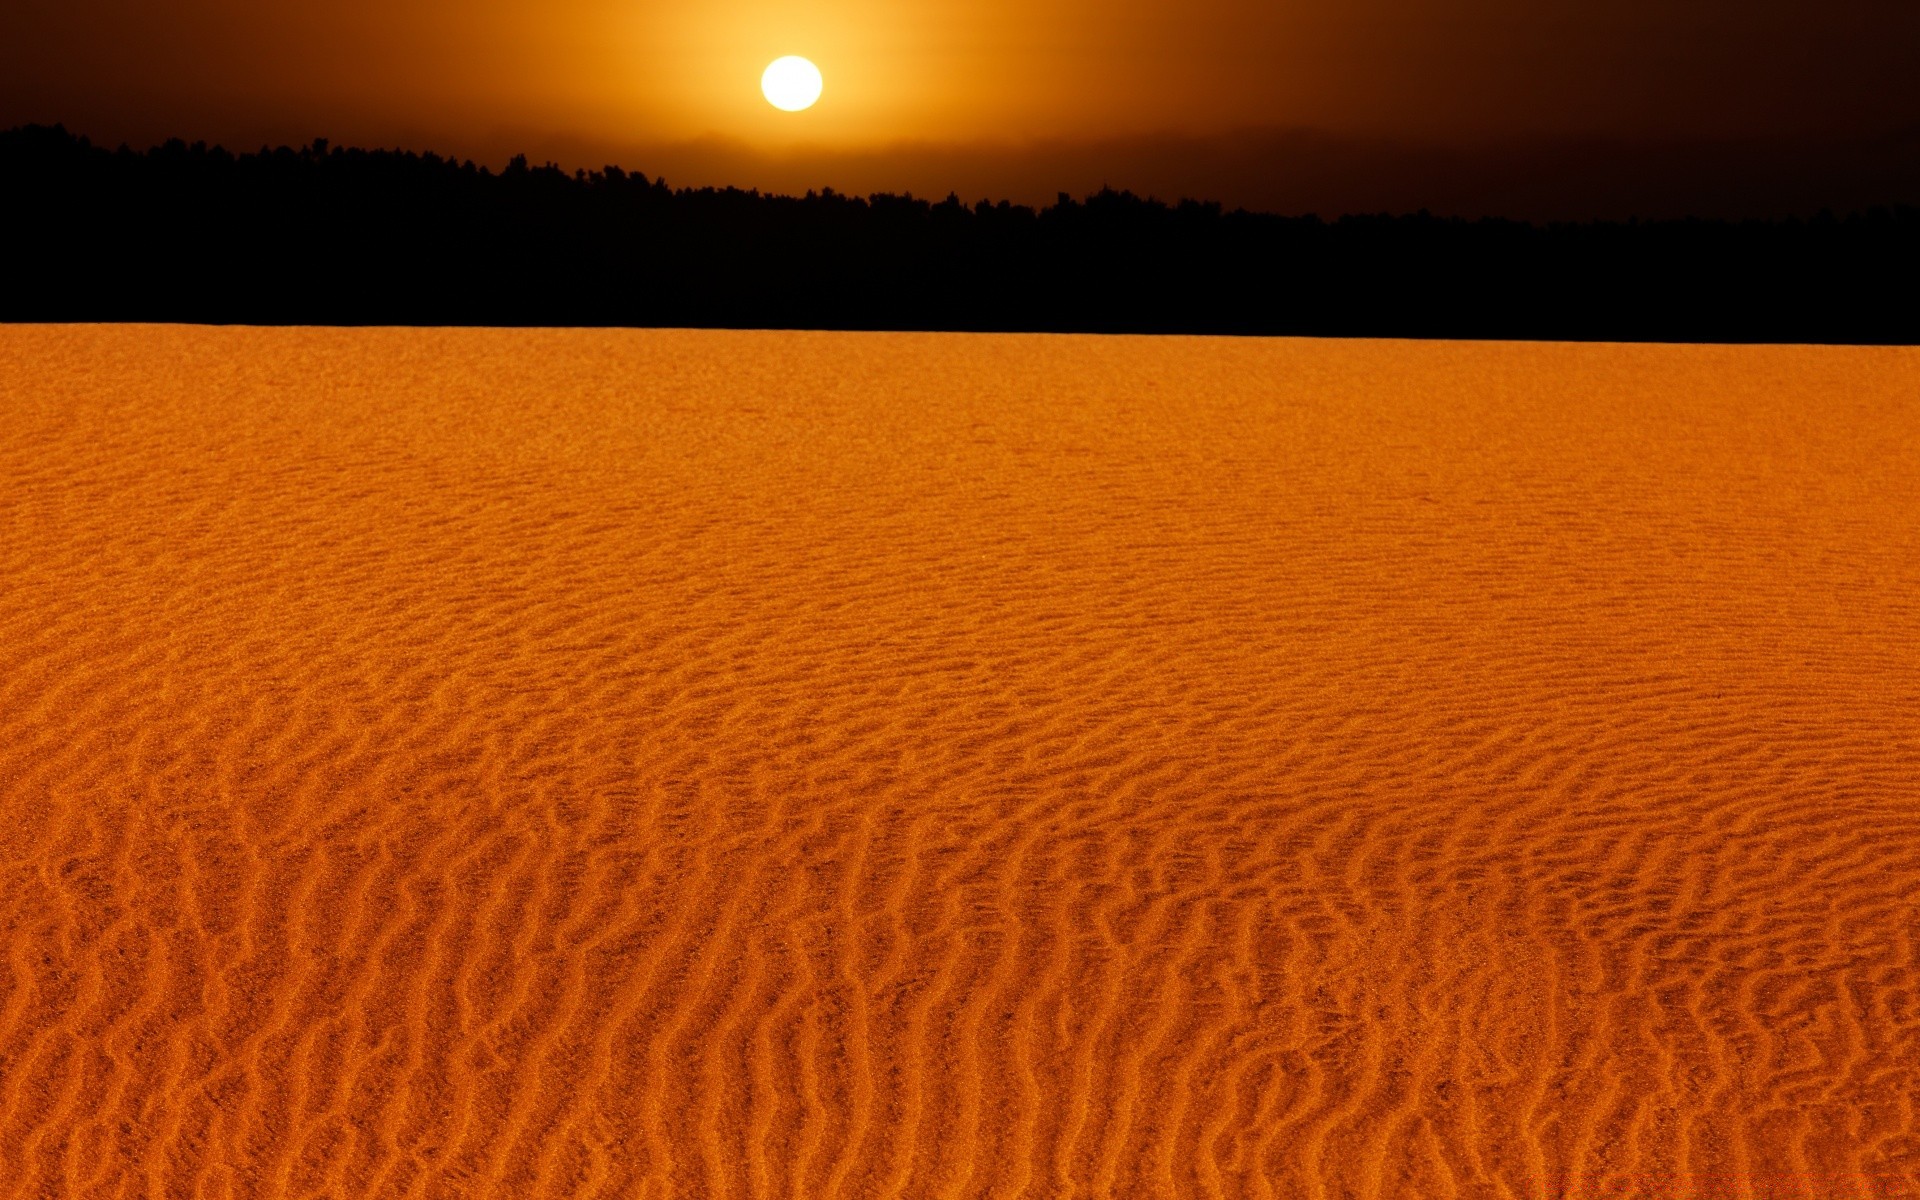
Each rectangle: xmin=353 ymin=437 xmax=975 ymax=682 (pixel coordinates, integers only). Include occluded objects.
xmin=5 ymin=125 xmax=1917 ymax=341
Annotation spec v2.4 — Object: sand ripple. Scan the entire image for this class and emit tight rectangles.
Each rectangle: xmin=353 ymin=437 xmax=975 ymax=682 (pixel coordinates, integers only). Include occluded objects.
xmin=1 ymin=327 xmax=1916 ymax=1198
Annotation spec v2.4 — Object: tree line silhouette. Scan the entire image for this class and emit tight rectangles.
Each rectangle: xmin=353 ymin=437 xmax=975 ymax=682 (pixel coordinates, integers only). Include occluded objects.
xmin=4 ymin=124 xmax=1915 ymax=341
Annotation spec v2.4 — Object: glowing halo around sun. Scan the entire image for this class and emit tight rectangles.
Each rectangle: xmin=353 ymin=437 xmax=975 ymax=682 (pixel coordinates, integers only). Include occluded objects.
xmin=761 ymin=56 xmax=823 ymax=111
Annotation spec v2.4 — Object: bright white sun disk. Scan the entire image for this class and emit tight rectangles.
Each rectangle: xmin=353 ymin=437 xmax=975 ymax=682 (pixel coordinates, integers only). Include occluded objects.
xmin=762 ymin=56 xmax=823 ymax=111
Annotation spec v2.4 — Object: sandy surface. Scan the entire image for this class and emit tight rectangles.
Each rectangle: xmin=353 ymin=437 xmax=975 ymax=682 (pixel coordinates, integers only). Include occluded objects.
xmin=1 ymin=326 xmax=1916 ymax=1199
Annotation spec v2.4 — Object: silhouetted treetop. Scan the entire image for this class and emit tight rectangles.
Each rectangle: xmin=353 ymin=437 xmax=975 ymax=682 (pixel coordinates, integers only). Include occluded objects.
xmin=3 ymin=124 xmax=1915 ymax=341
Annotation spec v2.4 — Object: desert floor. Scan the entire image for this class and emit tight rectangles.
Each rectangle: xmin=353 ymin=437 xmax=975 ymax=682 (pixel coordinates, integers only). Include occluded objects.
xmin=1 ymin=326 xmax=1916 ymax=1199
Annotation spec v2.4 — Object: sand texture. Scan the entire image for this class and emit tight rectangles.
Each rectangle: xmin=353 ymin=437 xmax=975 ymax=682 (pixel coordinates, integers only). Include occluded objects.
xmin=1 ymin=326 xmax=1917 ymax=1199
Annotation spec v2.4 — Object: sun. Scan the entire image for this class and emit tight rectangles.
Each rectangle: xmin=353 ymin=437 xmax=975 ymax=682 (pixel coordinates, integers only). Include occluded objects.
xmin=761 ymin=56 xmax=823 ymax=112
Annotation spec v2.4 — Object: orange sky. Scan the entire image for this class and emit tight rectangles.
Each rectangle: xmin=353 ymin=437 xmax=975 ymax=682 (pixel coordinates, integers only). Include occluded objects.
xmin=4 ymin=0 xmax=1918 ymax=213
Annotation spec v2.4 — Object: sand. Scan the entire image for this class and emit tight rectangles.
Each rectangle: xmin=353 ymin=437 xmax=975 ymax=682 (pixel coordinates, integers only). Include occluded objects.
xmin=0 ymin=325 xmax=1915 ymax=1199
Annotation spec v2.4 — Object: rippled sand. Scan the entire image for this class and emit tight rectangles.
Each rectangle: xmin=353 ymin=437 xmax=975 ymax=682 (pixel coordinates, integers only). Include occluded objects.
xmin=2 ymin=326 xmax=1917 ymax=1199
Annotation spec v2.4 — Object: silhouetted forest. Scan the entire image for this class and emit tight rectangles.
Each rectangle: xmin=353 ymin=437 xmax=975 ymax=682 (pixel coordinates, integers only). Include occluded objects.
xmin=4 ymin=125 xmax=1916 ymax=341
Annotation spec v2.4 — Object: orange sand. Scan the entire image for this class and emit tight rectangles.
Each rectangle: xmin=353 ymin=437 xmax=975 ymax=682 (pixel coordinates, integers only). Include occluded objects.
xmin=1 ymin=326 xmax=1916 ymax=1199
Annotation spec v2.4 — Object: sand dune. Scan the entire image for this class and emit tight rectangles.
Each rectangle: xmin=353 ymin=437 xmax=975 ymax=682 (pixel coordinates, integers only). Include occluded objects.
xmin=0 ymin=326 xmax=1916 ymax=1199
